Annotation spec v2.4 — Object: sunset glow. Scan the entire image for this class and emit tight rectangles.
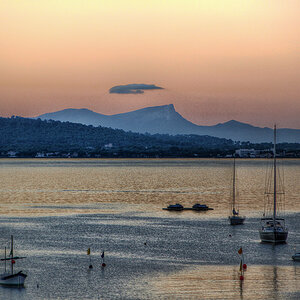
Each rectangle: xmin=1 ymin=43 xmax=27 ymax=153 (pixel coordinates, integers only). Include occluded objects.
xmin=1 ymin=0 xmax=299 ymax=127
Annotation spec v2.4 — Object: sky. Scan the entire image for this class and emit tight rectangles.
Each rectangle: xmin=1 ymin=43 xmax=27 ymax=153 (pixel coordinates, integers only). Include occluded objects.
xmin=0 ymin=0 xmax=299 ymax=128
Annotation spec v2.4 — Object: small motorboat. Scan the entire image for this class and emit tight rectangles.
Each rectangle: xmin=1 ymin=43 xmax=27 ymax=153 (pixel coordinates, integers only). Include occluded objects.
xmin=192 ymin=203 xmax=213 ymax=211
xmin=292 ymin=253 xmax=300 ymax=262
xmin=163 ymin=203 xmax=184 ymax=211
xmin=0 ymin=236 xmax=27 ymax=287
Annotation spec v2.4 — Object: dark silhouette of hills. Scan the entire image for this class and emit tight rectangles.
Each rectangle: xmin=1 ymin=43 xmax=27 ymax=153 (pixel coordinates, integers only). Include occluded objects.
xmin=37 ymin=104 xmax=300 ymax=143
xmin=0 ymin=116 xmax=236 ymax=157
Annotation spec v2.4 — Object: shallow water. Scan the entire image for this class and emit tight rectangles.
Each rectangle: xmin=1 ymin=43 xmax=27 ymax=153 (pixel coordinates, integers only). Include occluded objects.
xmin=0 ymin=159 xmax=299 ymax=299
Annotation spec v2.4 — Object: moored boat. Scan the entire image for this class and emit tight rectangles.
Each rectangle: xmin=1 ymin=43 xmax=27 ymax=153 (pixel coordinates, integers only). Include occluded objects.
xmin=259 ymin=125 xmax=288 ymax=244
xmin=0 ymin=236 xmax=27 ymax=287
xmin=228 ymin=158 xmax=245 ymax=225
xmin=192 ymin=203 xmax=213 ymax=211
xmin=230 ymin=215 xmax=245 ymax=225
xmin=0 ymin=271 xmax=27 ymax=286
xmin=163 ymin=203 xmax=184 ymax=211
xmin=292 ymin=253 xmax=300 ymax=262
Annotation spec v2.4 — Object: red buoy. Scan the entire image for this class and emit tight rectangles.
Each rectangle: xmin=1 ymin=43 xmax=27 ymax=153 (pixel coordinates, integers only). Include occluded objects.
xmin=102 ymin=263 xmax=106 ymax=267
xmin=11 ymin=260 xmax=15 ymax=264
xmin=240 ymin=275 xmax=244 ymax=281
xmin=243 ymin=263 xmax=247 ymax=270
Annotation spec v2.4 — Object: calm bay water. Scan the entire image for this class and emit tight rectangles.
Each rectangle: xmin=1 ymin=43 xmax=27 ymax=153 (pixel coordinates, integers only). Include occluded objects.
xmin=0 ymin=159 xmax=299 ymax=299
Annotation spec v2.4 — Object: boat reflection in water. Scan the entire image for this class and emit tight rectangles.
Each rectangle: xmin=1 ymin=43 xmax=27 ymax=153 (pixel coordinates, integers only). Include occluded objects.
xmin=152 ymin=265 xmax=300 ymax=299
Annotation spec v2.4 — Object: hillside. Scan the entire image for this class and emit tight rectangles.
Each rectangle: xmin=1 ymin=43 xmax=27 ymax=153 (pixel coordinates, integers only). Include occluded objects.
xmin=37 ymin=104 xmax=300 ymax=143
xmin=0 ymin=117 xmax=236 ymax=157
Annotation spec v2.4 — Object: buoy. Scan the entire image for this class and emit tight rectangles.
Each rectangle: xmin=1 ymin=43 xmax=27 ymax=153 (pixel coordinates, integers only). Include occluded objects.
xmin=102 ymin=263 xmax=106 ymax=267
xmin=144 ymin=242 xmax=147 ymax=245
xmin=89 ymin=264 xmax=93 ymax=269
xmin=11 ymin=259 xmax=15 ymax=264
xmin=240 ymin=275 xmax=244 ymax=281
xmin=229 ymin=234 xmax=232 ymax=237
xmin=243 ymin=263 xmax=247 ymax=270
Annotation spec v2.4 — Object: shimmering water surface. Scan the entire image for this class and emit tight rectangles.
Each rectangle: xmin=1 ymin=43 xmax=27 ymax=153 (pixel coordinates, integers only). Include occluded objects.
xmin=0 ymin=159 xmax=299 ymax=299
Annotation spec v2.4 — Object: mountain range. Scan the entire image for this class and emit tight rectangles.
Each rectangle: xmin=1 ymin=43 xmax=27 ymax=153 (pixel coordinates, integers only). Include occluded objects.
xmin=37 ymin=104 xmax=300 ymax=143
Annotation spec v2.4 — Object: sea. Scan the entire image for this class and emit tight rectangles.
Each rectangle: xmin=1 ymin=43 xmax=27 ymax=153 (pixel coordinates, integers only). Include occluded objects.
xmin=0 ymin=158 xmax=299 ymax=299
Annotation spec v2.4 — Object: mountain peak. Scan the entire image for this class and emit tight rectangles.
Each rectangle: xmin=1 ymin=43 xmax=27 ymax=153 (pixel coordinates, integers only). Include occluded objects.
xmin=138 ymin=104 xmax=177 ymax=118
xmin=142 ymin=103 xmax=175 ymax=111
xmin=218 ymin=120 xmax=254 ymax=128
xmin=36 ymin=105 xmax=300 ymax=142
xmin=166 ymin=103 xmax=175 ymax=110
xmin=155 ymin=103 xmax=175 ymax=113
xmin=225 ymin=120 xmax=241 ymax=124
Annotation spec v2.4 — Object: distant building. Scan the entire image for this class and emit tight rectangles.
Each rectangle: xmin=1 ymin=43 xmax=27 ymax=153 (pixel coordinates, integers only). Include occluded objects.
xmin=104 ymin=143 xmax=113 ymax=148
xmin=235 ymin=149 xmax=260 ymax=158
xmin=235 ymin=148 xmax=273 ymax=158
xmin=71 ymin=152 xmax=78 ymax=158
xmin=7 ymin=151 xmax=17 ymax=157
xmin=35 ymin=152 xmax=45 ymax=158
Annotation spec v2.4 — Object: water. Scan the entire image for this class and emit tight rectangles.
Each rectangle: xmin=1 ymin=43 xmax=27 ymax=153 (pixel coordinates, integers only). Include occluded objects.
xmin=0 ymin=159 xmax=299 ymax=299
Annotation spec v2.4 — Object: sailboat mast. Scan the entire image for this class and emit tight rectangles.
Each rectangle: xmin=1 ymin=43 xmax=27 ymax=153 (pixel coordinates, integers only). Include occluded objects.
xmin=10 ymin=235 xmax=13 ymax=275
xmin=4 ymin=247 xmax=6 ymax=273
xmin=232 ymin=157 xmax=236 ymax=212
xmin=273 ymin=125 xmax=277 ymax=225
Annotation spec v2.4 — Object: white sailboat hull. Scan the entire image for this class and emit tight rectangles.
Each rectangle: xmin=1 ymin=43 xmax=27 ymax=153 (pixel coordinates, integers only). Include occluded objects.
xmin=0 ymin=271 xmax=27 ymax=286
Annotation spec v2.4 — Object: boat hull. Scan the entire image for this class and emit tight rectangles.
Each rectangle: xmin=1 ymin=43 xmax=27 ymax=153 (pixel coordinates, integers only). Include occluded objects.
xmin=163 ymin=207 xmax=213 ymax=211
xmin=163 ymin=204 xmax=184 ymax=211
xmin=0 ymin=272 xmax=27 ymax=286
xmin=229 ymin=216 xmax=245 ymax=225
xmin=192 ymin=207 xmax=213 ymax=211
xmin=259 ymin=231 xmax=288 ymax=243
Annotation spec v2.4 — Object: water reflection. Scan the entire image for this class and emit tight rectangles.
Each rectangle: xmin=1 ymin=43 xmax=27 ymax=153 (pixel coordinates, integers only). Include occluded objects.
xmin=0 ymin=285 xmax=26 ymax=300
xmin=153 ymin=264 xmax=300 ymax=299
xmin=239 ymin=278 xmax=244 ymax=300
xmin=0 ymin=159 xmax=299 ymax=299
xmin=0 ymin=159 xmax=299 ymax=217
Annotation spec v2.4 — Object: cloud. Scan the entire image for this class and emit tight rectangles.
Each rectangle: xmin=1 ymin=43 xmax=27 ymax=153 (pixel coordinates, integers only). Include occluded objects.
xmin=109 ymin=84 xmax=164 ymax=94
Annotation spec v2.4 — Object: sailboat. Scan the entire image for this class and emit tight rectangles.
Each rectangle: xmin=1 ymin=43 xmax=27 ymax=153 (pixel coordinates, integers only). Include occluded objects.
xmin=0 ymin=236 xmax=27 ymax=286
xmin=259 ymin=125 xmax=288 ymax=243
xmin=229 ymin=158 xmax=245 ymax=225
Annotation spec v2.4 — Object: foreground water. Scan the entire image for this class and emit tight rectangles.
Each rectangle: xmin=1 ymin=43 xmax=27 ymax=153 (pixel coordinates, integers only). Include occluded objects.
xmin=0 ymin=159 xmax=299 ymax=299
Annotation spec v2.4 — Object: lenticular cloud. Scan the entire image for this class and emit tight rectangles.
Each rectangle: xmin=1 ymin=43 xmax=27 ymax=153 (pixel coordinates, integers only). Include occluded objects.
xmin=109 ymin=84 xmax=163 ymax=94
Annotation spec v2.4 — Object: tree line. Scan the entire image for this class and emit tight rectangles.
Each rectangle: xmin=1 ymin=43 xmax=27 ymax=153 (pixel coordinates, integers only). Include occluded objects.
xmin=0 ymin=117 xmax=299 ymax=158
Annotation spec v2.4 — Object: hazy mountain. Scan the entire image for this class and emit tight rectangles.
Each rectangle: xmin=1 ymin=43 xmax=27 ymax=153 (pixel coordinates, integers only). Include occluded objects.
xmin=37 ymin=104 xmax=300 ymax=143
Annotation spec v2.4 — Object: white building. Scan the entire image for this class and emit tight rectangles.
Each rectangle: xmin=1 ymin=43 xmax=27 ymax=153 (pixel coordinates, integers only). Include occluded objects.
xmin=235 ymin=149 xmax=260 ymax=158
xmin=7 ymin=151 xmax=17 ymax=157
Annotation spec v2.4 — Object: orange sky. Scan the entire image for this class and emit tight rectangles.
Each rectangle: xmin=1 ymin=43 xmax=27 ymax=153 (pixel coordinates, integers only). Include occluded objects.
xmin=0 ymin=0 xmax=299 ymax=128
